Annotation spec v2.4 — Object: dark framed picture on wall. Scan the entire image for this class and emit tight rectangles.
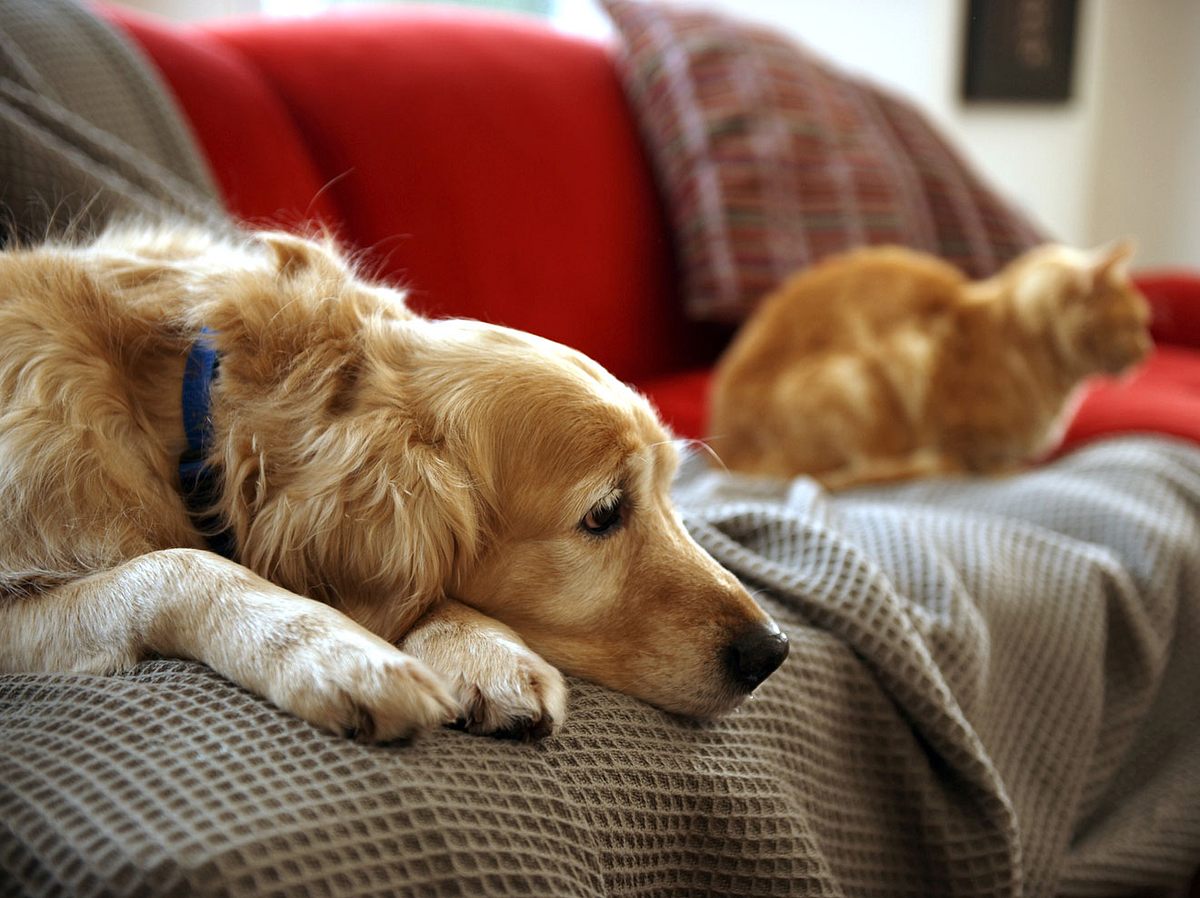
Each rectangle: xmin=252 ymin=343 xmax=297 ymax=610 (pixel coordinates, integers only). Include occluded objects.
xmin=962 ymin=0 xmax=1080 ymax=103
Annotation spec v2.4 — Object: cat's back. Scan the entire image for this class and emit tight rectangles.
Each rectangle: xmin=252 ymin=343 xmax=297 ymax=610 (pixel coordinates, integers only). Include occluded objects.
xmin=711 ymin=246 xmax=969 ymax=479
xmin=718 ymin=245 xmax=966 ymax=378
xmin=769 ymin=245 xmax=964 ymax=329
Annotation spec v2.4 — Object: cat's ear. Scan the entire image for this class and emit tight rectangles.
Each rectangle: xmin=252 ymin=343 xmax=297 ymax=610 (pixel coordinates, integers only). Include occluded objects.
xmin=1090 ymin=238 xmax=1136 ymax=283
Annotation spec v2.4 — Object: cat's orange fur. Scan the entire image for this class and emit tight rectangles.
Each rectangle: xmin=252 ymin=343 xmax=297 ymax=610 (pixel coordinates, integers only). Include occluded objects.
xmin=710 ymin=242 xmax=1151 ymax=489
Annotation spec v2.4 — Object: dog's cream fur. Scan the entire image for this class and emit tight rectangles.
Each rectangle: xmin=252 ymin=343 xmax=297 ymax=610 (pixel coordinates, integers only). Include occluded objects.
xmin=0 ymin=225 xmax=783 ymax=740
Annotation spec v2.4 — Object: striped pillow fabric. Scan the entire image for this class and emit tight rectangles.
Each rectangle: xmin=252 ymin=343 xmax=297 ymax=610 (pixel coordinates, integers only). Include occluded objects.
xmin=600 ymin=0 xmax=1045 ymax=323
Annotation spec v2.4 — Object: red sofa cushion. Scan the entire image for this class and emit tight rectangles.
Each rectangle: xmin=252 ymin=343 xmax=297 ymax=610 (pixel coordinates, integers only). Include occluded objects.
xmin=1064 ymin=346 xmax=1200 ymax=451
xmin=107 ymin=5 xmax=730 ymax=385
xmin=1141 ymin=272 xmax=1200 ymax=349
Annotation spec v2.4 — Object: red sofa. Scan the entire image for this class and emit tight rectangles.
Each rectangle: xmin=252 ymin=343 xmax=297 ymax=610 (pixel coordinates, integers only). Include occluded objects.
xmin=103 ymin=4 xmax=1200 ymax=455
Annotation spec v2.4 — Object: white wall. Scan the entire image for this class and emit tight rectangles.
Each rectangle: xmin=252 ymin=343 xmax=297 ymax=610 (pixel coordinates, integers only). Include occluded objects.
xmin=1086 ymin=0 xmax=1200 ymax=267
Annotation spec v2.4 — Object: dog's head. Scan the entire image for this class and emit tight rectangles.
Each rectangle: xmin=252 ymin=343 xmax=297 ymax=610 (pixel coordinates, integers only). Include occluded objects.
xmin=197 ymin=232 xmax=787 ymax=718
xmin=389 ymin=320 xmax=789 ymax=718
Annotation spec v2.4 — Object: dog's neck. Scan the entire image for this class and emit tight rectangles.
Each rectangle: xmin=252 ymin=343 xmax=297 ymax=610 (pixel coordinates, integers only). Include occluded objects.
xmin=179 ymin=330 xmax=236 ymax=558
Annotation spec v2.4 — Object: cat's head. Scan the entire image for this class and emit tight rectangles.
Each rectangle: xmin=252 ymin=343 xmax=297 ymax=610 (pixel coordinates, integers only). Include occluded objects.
xmin=1005 ymin=240 xmax=1152 ymax=376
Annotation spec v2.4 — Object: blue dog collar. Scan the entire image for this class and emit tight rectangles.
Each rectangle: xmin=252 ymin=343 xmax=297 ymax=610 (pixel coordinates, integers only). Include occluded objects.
xmin=179 ymin=329 xmax=236 ymax=558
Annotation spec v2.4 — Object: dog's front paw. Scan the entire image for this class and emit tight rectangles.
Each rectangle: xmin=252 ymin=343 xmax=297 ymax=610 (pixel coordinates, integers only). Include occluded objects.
xmin=402 ymin=603 xmax=567 ymax=740
xmin=268 ymin=620 xmax=460 ymax=742
xmin=450 ymin=644 xmax=567 ymax=740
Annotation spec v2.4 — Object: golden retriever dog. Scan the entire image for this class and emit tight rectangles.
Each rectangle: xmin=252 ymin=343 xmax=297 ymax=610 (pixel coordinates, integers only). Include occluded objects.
xmin=0 ymin=224 xmax=788 ymax=741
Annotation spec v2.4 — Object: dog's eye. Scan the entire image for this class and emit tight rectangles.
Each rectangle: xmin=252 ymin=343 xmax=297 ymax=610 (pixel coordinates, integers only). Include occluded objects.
xmin=581 ymin=493 xmax=623 ymax=537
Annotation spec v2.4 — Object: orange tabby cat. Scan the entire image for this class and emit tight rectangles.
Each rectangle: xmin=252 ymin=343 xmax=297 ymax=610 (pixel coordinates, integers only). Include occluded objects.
xmin=709 ymin=242 xmax=1151 ymax=489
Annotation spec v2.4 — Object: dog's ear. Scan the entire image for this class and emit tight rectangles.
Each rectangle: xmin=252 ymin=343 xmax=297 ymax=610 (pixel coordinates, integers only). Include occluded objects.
xmin=202 ymin=231 xmax=370 ymax=409
xmin=203 ymin=230 xmax=354 ymax=352
xmin=231 ymin=413 xmax=479 ymax=639
xmin=259 ymin=230 xmax=344 ymax=280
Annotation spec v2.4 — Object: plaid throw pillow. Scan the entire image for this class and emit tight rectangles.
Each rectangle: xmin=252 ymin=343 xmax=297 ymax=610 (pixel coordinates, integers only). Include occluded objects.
xmin=600 ymin=0 xmax=1045 ymax=323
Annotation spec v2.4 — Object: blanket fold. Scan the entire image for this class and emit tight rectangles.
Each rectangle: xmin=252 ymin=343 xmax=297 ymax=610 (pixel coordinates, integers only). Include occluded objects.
xmin=3 ymin=437 xmax=1198 ymax=897
xmin=0 ymin=0 xmax=223 ymax=241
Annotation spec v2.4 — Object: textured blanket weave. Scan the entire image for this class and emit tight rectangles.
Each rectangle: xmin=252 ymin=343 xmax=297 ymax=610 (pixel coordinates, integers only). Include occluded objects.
xmin=0 ymin=0 xmax=223 ymax=240
xmin=2 ymin=436 xmax=1198 ymax=897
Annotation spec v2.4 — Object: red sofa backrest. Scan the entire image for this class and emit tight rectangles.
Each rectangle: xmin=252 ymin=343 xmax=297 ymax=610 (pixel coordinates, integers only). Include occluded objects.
xmin=103 ymin=6 xmax=729 ymax=383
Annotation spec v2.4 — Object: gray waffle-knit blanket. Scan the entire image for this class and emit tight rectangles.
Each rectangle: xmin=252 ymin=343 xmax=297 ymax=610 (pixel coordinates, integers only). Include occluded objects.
xmin=0 ymin=0 xmax=222 ymax=240
xmin=2 ymin=435 xmax=1198 ymax=897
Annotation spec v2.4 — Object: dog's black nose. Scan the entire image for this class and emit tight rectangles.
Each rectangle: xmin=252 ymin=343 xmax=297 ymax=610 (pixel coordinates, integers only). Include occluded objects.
xmin=725 ymin=625 xmax=789 ymax=690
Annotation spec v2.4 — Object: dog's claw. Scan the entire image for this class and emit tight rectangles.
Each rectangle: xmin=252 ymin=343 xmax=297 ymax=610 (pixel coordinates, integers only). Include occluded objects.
xmin=490 ymin=716 xmax=536 ymax=740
